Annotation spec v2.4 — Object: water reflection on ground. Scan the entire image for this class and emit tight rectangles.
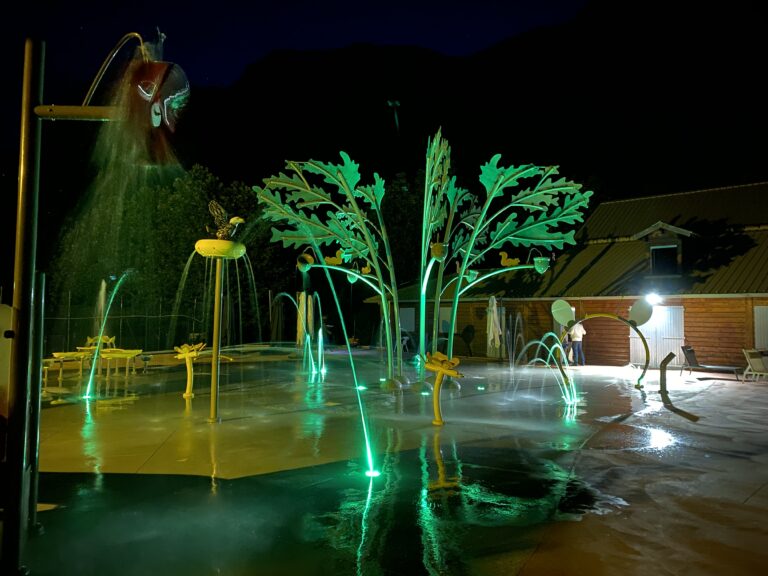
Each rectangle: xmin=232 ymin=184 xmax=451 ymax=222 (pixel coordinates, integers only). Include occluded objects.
xmin=28 ymin=349 xmax=768 ymax=575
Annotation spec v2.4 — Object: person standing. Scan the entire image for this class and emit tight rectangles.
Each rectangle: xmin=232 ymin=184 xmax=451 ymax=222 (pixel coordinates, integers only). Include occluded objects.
xmin=569 ymin=323 xmax=587 ymax=366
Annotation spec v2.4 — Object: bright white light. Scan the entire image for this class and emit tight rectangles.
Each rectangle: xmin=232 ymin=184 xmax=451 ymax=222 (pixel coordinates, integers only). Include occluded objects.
xmin=645 ymin=293 xmax=663 ymax=305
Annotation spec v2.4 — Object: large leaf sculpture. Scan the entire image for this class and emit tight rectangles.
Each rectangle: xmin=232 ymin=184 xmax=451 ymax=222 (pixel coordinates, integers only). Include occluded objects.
xmin=442 ymin=161 xmax=592 ymax=355
xmin=254 ymin=153 xmax=404 ymax=379
xmin=254 ymin=130 xmax=592 ymax=366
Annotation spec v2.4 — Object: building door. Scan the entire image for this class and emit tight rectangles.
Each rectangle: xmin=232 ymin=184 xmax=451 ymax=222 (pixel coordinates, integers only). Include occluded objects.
xmin=755 ymin=306 xmax=768 ymax=350
xmin=630 ymin=305 xmax=684 ymax=368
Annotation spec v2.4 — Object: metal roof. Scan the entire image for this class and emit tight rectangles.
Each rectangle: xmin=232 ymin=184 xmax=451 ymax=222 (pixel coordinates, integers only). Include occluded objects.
xmin=532 ymin=230 xmax=768 ymax=297
xmin=582 ymin=182 xmax=768 ymax=240
xmin=395 ymin=183 xmax=768 ymax=302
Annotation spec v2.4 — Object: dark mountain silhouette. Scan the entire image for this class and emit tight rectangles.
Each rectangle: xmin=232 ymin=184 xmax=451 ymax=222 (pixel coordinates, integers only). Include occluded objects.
xmin=174 ymin=0 xmax=768 ymax=200
xmin=5 ymin=0 xmax=767 ymax=299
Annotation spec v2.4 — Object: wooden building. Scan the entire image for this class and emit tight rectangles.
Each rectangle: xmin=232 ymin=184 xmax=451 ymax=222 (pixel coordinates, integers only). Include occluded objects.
xmin=396 ymin=182 xmax=768 ymax=368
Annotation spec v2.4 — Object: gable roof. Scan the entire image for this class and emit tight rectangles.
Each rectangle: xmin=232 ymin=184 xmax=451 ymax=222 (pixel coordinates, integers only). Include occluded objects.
xmin=530 ymin=229 xmax=768 ymax=298
xmin=629 ymin=221 xmax=695 ymax=241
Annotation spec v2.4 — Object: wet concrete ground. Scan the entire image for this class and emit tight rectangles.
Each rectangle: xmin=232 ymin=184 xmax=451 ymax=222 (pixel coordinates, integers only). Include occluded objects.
xmin=16 ymin=349 xmax=768 ymax=574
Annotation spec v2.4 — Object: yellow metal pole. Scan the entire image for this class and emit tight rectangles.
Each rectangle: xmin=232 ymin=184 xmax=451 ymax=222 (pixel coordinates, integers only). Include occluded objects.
xmin=209 ymin=258 xmax=223 ymax=423
xmin=431 ymin=372 xmax=445 ymax=426
xmin=3 ymin=37 xmax=43 ymax=574
xmin=183 ymin=355 xmax=194 ymax=398
xmin=424 ymin=352 xmax=462 ymax=426
xmin=34 ymin=104 xmax=119 ymax=121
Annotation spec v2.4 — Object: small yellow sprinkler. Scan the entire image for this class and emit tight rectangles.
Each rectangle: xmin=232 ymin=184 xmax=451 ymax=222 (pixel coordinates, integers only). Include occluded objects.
xmin=174 ymin=342 xmax=206 ymax=398
xmin=423 ymin=351 xmax=462 ymax=426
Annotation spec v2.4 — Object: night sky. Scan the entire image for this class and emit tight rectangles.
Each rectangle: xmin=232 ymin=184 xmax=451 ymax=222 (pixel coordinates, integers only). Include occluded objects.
xmin=4 ymin=1 xmax=587 ymax=89
xmin=1 ymin=0 xmax=589 ymax=299
xmin=2 ymin=0 xmax=767 ymax=300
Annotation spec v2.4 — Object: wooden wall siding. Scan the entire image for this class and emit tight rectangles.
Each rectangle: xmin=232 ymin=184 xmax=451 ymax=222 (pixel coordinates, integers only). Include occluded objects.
xmin=451 ymin=301 xmax=551 ymax=360
xmin=452 ymin=296 xmax=763 ymax=367
xmin=579 ymin=316 xmax=629 ymax=366
xmin=569 ymin=298 xmax=754 ymax=367
xmin=510 ymin=301 xmax=552 ymax=362
xmin=574 ymin=301 xmax=633 ymax=366
xmin=451 ymin=302 xmax=488 ymax=357
xmin=678 ymin=298 xmax=751 ymax=366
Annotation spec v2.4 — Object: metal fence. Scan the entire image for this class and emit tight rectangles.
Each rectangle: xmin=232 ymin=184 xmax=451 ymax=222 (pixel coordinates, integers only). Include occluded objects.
xmin=43 ymin=297 xmax=263 ymax=356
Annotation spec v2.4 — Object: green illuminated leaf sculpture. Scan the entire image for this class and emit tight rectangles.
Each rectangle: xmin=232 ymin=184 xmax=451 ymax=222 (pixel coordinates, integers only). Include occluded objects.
xmin=255 ymin=153 xmax=404 ymax=379
xmin=255 ymin=129 xmax=592 ymax=371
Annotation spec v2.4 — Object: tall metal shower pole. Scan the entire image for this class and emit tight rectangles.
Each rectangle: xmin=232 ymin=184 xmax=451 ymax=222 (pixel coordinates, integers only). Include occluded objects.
xmin=2 ymin=37 xmax=44 ymax=575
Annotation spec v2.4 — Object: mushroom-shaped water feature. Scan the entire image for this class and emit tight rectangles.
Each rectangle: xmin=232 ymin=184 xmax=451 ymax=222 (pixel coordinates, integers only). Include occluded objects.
xmin=195 ymin=200 xmax=246 ymax=422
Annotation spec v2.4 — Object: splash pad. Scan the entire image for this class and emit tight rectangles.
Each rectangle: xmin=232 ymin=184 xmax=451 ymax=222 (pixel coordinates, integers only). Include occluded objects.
xmin=28 ymin=348 xmax=699 ymax=575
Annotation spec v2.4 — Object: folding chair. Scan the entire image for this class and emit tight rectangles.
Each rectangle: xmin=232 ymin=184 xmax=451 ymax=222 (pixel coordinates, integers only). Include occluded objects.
xmin=680 ymin=346 xmax=741 ymax=379
xmin=742 ymin=349 xmax=768 ymax=381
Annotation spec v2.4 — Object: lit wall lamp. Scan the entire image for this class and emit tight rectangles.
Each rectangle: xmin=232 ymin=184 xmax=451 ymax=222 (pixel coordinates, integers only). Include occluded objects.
xmin=645 ymin=293 xmax=663 ymax=305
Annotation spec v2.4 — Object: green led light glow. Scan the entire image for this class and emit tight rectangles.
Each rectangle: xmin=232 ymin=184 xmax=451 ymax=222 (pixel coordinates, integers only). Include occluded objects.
xmin=308 ymin=240 xmax=379 ymax=478
xmin=83 ymin=270 xmax=133 ymax=399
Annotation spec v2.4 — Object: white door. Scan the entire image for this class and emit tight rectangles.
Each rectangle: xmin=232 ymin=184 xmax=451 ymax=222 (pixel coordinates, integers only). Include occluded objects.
xmin=630 ymin=305 xmax=685 ymax=368
xmin=755 ymin=306 xmax=768 ymax=349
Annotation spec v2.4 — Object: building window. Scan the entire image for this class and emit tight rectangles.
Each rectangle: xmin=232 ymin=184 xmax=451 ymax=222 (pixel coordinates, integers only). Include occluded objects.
xmin=650 ymin=245 xmax=678 ymax=275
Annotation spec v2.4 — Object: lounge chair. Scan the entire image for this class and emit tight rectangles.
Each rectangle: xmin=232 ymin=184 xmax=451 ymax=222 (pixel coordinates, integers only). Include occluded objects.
xmin=742 ymin=349 xmax=768 ymax=381
xmin=680 ymin=346 xmax=742 ymax=379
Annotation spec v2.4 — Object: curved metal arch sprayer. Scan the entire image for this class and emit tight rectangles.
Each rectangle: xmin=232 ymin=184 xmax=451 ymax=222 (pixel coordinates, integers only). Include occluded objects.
xmin=82 ymin=32 xmax=148 ymax=107
xmin=568 ymin=314 xmax=650 ymax=389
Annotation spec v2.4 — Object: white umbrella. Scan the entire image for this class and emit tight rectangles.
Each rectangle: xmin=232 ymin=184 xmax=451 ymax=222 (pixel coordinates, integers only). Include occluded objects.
xmin=487 ymin=296 xmax=502 ymax=356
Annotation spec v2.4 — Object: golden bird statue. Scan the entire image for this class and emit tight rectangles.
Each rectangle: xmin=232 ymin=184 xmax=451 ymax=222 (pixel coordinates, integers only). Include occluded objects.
xmin=325 ymin=250 xmax=343 ymax=265
xmin=207 ymin=200 xmax=245 ymax=240
xmin=499 ymin=252 xmax=520 ymax=267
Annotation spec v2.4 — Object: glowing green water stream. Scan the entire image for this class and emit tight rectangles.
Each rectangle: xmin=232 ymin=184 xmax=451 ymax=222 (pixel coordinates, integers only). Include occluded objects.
xmin=83 ymin=270 xmax=133 ymax=399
